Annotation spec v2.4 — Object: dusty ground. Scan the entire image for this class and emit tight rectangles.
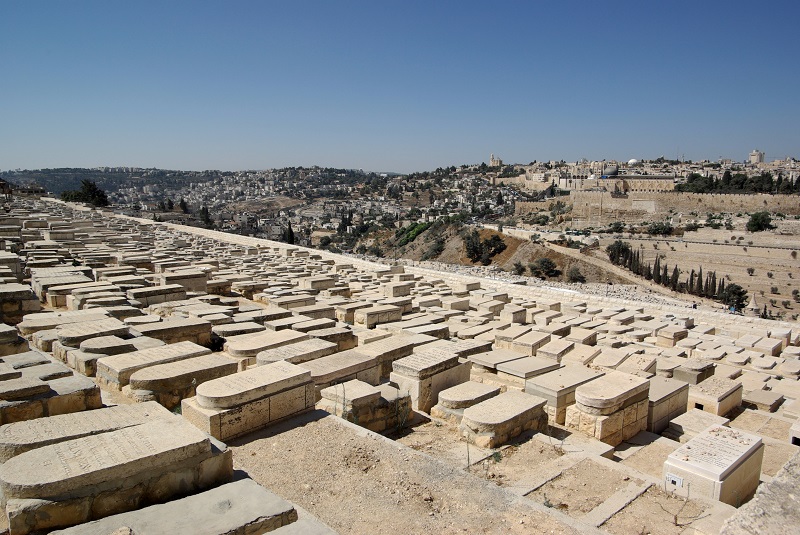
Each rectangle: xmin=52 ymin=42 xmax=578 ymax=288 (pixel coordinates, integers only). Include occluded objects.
xmin=478 ymin=439 xmax=566 ymax=490
xmin=230 ymin=412 xmax=583 ymax=535
xmin=620 ymin=441 xmax=681 ymax=480
xmin=527 ymin=459 xmax=643 ymax=518
xmin=601 ymin=486 xmax=708 ymax=535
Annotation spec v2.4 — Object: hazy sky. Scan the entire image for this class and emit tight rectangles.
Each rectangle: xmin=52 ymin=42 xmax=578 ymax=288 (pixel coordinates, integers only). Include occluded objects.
xmin=2 ymin=1 xmax=798 ymax=173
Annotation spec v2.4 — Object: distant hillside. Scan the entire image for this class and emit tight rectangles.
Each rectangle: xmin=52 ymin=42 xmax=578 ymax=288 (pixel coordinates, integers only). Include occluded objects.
xmin=0 ymin=168 xmax=223 ymax=194
xmin=356 ymin=222 xmax=630 ymax=285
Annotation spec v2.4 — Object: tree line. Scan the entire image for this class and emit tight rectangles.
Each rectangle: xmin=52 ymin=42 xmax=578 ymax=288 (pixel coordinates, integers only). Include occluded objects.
xmin=676 ymin=171 xmax=799 ymax=194
xmin=606 ymin=240 xmax=748 ymax=311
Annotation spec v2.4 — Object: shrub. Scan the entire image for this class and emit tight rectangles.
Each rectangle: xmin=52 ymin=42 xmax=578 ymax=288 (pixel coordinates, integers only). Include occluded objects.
xmin=746 ymin=267 xmax=755 ymax=276
xmin=746 ymin=212 xmax=774 ymax=232
xmin=771 ymin=286 xmax=779 ymax=294
xmin=566 ymin=266 xmax=585 ymax=283
xmin=782 ymin=300 xmax=791 ymax=308
xmin=767 ymin=272 xmax=774 ymax=278
xmin=647 ymin=221 xmax=673 ymax=236
xmin=513 ymin=261 xmax=525 ymax=276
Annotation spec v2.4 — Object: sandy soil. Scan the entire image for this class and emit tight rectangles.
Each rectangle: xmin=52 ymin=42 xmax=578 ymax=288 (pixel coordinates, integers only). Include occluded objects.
xmin=621 ymin=441 xmax=681 ymax=480
xmin=527 ymin=459 xmax=643 ymax=518
xmin=230 ymin=412 xmax=582 ymax=535
xmin=601 ymin=486 xmax=708 ymax=535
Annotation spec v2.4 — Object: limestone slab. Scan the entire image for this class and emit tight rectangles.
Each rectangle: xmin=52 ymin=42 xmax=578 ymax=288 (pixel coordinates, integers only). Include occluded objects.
xmin=196 ymin=360 xmax=311 ymax=409
xmin=49 ymin=478 xmax=297 ymax=535
xmin=0 ymin=402 xmax=173 ymax=462
xmin=0 ymin=418 xmax=211 ymax=499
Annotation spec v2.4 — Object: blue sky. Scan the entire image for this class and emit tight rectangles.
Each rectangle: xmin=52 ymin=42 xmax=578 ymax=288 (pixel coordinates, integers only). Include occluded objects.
xmin=1 ymin=1 xmax=798 ymax=172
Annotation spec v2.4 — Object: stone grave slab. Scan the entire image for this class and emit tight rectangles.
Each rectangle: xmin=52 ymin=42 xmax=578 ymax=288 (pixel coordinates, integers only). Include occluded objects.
xmin=0 ymin=418 xmax=232 ymax=534
xmin=49 ymin=478 xmax=298 ymax=535
xmin=459 ymin=391 xmax=548 ymax=448
xmin=127 ymin=353 xmax=240 ymax=409
xmin=0 ymin=401 xmax=173 ymax=462
xmin=664 ymin=425 xmax=763 ymax=505
xmin=96 ymin=341 xmax=212 ymax=390
xmin=182 ymin=361 xmax=314 ymax=440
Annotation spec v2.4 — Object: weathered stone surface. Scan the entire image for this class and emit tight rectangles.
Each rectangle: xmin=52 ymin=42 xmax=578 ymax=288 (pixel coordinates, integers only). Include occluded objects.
xmin=256 ymin=338 xmax=338 ymax=365
xmin=18 ymin=311 xmax=110 ymax=336
xmin=0 ymin=418 xmax=210 ymax=499
xmin=56 ymin=318 xmax=129 ymax=347
xmin=223 ymin=329 xmax=308 ymax=358
xmin=575 ymin=371 xmax=649 ymax=413
xmin=392 ymin=348 xmax=459 ymax=380
xmin=460 ymin=391 xmax=548 ymax=448
xmin=720 ymin=451 xmax=800 ymax=534
xmin=128 ymin=353 xmax=239 ymax=394
xmin=49 ymin=479 xmax=298 ymax=535
xmin=298 ymin=350 xmax=378 ymax=386
xmin=96 ymin=341 xmax=212 ymax=389
xmin=0 ymin=402 xmax=173 ymax=462
xmin=437 ymin=381 xmax=500 ymax=410
xmin=0 ymin=378 xmax=51 ymax=401
xmin=196 ymin=360 xmax=311 ymax=409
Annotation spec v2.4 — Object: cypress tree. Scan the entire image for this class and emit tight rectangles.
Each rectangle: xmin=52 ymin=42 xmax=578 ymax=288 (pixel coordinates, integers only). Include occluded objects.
xmin=671 ymin=265 xmax=680 ymax=290
xmin=653 ymin=257 xmax=662 ymax=284
xmin=696 ymin=267 xmax=703 ymax=296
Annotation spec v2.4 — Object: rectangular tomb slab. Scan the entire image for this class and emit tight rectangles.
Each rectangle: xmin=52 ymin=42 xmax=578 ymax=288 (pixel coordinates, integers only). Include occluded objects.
xmin=48 ymin=478 xmax=298 ymax=535
xmin=196 ymin=360 xmax=312 ymax=409
xmin=0 ymin=418 xmax=212 ymax=500
xmin=392 ymin=347 xmax=460 ymax=380
xmin=182 ymin=361 xmax=315 ymax=441
xmin=574 ymin=371 xmax=650 ymax=415
xmin=0 ymin=401 xmax=173 ymax=462
xmin=56 ymin=318 xmax=129 ymax=347
xmin=223 ymin=329 xmax=309 ymax=358
xmin=525 ymin=365 xmax=604 ymax=408
xmin=495 ymin=356 xmax=561 ymax=380
xmin=459 ymin=391 xmax=548 ymax=448
xmin=664 ymin=425 xmax=763 ymax=505
xmin=96 ymin=341 xmax=212 ymax=390
xmin=647 ymin=377 xmax=689 ymax=434
xmin=255 ymin=338 xmax=339 ymax=365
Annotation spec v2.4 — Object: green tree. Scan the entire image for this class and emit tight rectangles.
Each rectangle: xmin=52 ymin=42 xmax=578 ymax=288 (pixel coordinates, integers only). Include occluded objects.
xmin=606 ymin=240 xmax=631 ymax=266
xmin=746 ymin=212 xmax=774 ymax=232
xmin=60 ymin=179 xmax=109 ymax=207
xmin=566 ymin=266 xmax=585 ymax=283
xmin=282 ymin=221 xmax=295 ymax=244
xmin=199 ymin=206 xmax=213 ymax=227
xmin=719 ymin=283 xmax=748 ymax=312
xmin=512 ymin=261 xmax=525 ymax=275
xmin=647 ymin=221 xmax=673 ymax=236
xmin=534 ymin=257 xmax=559 ymax=278
xmin=167 ymin=198 xmax=174 ymax=210
xmin=179 ymin=198 xmax=189 ymax=214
